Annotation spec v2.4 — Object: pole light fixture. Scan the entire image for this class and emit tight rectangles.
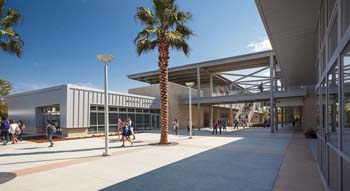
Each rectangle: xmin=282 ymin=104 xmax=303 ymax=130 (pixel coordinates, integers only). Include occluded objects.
xmin=185 ymin=82 xmax=195 ymax=139
xmin=97 ymin=54 xmax=114 ymax=156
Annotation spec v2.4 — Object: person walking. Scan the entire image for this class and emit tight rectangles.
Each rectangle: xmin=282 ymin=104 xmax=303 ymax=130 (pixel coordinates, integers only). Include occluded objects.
xmin=172 ymin=118 xmax=179 ymax=135
xmin=9 ymin=120 xmax=19 ymax=144
xmin=18 ymin=120 xmax=25 ymax=142
xmin=212 ymin=121 xmax=218 ymax=135
xmin=218 ymin=120 xmax=223 ymax=135
xmin=117 ymin=118 xmax=123 ymax=140
xmin=128 ymin=117 xmax=136 ymax=140
xmin=234 ymin=119 xmax=239 ymax=129
xmin=186 ymin=119 xmax=190 ymax=132
xmin=222 ymin=119 xmax=227 ymax=132
xmin=1 ymin=117 xmax=10 ymax=145
xmin=46 ymin=120 xmax=56 ymax=147
xmin=121 ymin=119 xmax=133 ymax=147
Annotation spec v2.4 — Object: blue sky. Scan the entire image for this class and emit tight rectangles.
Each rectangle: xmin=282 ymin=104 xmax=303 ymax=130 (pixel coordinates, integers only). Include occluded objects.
xmin=0 ymin=0 xmax=270 ymax=93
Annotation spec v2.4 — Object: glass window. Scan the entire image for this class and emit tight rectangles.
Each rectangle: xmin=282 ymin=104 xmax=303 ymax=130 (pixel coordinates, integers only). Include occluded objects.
xmin=119 ymin=108 xmax=127 ymax=112
xmin=109 ymin=107 xmax=118 ymax=112
xmin=136 ymin=109 xmax=143 ymax=113
xmin=109 ymin=113 xmax=118 ymax=125
xmin=128 ymin=113 xmax=136 ymax=123
xmin=343 ymin=0 xmax=350 ymax=34
xmin=342 ymin=43 xmax=350 ymax=155
xmin=128 ymin=108 xmax=135 ymax=112
xmin=90 ymin=106 xmax=96 ymax=111
xmin=136 ymin=114 xmax=143 ymax=129
xmin=328 ymin=15 xmax=338 ymax=60
xmin=98 ymin=106 xmax=104 ymax=111
xmin=88 ymin=126 xmax=97 ymax=134
xmin=320 ymin=80 xmax=327 ymax=136
xmin=343 ymin=159 xmax=350 ymax=190
xmin=328 ymin=148 xmax=340 ymax=191
xmin=316 ymin=88 xmax=320 ymax=129
xmin=119 ymin=113 xmax=127 ymax=120
xmin=98 ymin=113 xmax=104 ymax=125
xmin=327 ymin=64 xmax=339 ymax=147
xmin=90 ymin=113 xmax=97 ymax=125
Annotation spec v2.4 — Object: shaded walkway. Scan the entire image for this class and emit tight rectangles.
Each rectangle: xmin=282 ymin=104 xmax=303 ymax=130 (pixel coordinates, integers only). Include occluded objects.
xmin=273 ymin=132 xmax=326 ymax=191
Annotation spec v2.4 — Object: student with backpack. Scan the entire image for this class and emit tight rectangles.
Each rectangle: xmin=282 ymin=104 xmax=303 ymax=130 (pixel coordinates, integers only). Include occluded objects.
xmin=9 ymin=119 xmax=19 ymax=144
xmin=46 ymin=120 xmax=56 ymax=147
xmin=121 ymin=119 xmax=133 ymax=147
xmin=1 ymin=117 xmax=10 ymax=145
xmin=18 ymin=120 xmax=25 ymax=141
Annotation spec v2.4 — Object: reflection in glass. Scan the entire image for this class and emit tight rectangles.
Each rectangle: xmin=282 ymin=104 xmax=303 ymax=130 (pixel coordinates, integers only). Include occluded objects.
xmin=343 ymin=43 xmax=350 ymax=155
xmin=327 ymin=64 xmax=339 ymax=147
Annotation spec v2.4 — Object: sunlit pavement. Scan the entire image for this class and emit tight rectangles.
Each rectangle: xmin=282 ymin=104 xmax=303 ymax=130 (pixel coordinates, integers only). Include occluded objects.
xmin=0 ymin=127 xmax=324 ymax=191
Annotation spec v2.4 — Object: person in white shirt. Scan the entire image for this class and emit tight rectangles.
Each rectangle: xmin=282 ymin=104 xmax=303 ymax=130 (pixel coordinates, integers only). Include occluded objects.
xmin=127 ymin=117 xmax=136 ymax=140
xmin=9 ymin=119 xmax=19 ymax=144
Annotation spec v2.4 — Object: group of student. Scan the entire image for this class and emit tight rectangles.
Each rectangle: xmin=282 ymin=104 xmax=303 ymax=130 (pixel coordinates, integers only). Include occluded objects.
xmin=212 ymin=119 xmax=228 ymax=135
xmin=0 ymin=117 xmax=25 ymax=145
xmin=117 ymin=117 xmax=136 ymax=147
xmin=172 ymin=118 xmax=195 ymax=135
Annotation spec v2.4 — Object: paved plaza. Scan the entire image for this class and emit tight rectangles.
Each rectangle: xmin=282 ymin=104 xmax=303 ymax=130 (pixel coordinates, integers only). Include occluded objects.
xmin=0 ymin=127 xmax=325 ymax=191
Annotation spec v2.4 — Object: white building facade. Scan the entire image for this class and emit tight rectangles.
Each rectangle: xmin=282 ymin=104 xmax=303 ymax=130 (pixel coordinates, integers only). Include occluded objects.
xmin=6 ymin=84 xmax=160 ymax=137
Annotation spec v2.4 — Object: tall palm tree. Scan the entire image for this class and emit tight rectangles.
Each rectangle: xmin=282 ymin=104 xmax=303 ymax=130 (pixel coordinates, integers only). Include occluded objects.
xmin=0 ymin=0 xmax=23 ymax=58
xmin=135 ymin=0 xmax=193 ymax=144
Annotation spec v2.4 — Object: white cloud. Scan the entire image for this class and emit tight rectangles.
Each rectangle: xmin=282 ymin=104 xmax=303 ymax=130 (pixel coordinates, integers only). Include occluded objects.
xmin=247 ymin=37 xmax=272 ymax=52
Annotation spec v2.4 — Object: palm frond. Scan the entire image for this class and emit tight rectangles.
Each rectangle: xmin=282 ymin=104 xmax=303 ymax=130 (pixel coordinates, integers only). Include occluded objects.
xmin=135 ymin=7 xmax=157 ymax=26
xmin=1 ymin=8 xmax=22 ymax=28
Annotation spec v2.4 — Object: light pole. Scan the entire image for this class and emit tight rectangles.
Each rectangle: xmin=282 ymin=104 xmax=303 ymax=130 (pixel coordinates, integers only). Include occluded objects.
xmin=185 ymin=82 xmax=195 ymax=139
xmin=97 ymin=54 xmax=114 ymax=156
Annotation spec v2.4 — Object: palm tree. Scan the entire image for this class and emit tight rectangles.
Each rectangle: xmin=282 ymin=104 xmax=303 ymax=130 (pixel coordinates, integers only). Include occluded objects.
xmin=135 ymin=0 xmax=193 ymax=144
xmin=0 ymin=0 xmax=23 ymax=58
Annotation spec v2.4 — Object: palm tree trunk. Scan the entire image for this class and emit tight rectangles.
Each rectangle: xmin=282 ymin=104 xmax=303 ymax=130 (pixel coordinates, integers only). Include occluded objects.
xmin=158 ymin=38 xmax=170 ymax=144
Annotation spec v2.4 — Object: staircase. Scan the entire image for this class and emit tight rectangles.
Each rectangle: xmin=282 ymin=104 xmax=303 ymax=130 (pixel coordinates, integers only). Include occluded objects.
xmin=235 ymin=103 xmax=256 ymax=127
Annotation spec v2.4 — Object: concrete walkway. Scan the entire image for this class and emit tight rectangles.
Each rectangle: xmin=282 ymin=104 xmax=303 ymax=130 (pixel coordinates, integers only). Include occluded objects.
xmin=273 ymin=132 xmax=326 ymax=191
xmin=0 ymin=127 xmax=325 ymax=191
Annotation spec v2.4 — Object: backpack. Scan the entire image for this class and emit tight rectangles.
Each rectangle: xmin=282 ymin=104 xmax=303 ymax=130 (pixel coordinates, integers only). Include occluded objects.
xmin=1 ymin=120 xmax=10 ymax=131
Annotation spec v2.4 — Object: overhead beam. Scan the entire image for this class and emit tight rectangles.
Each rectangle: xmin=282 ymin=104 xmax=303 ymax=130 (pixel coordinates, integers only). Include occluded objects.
xmin=233 ymin=66 xmax=269 ymax=82
xmin=220 ymin=73 xmax=270 ymax=79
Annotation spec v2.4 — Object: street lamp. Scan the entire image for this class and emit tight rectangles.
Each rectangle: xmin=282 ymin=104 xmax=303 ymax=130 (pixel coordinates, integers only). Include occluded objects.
xmin=185 ymin=82 xmax=195 ymax=139
xmin=97 ymin=54 xmax=114 ymax=156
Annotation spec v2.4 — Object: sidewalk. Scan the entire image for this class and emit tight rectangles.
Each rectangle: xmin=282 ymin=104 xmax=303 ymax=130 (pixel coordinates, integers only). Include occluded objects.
xmin=0 ymin=128 xmax=325 ymax=191
xmin=273 ymin=132 xmax=326 ymax=191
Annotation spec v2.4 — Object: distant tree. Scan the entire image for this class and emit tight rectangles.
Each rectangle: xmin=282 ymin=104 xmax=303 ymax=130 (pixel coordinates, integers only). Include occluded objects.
xmin=0 ymin=0 xmax=24 ymax=57
xmin=135 ymin=0 xmax=193 ymax=144
xmin=0 ymin=79 xmax=12 ymax=118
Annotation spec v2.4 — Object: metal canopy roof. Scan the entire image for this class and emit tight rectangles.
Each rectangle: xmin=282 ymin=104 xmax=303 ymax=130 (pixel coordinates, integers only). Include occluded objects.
xmin=128 ymin=50 xmax=273 ymax=86
xmin=256 ymin=0 xmax=320 ymax=86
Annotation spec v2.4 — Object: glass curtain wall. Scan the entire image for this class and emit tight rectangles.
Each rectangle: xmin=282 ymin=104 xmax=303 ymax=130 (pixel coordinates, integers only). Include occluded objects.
xmin=316 ymin=0 xmax=350 ymax=190
xmin=89 ymin=105 xmax=159 ymax=134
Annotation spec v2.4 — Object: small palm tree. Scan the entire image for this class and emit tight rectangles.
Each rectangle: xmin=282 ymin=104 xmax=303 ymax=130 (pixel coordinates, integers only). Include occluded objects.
xmin=0 ymin=0 xmax=23 ymax=58
xmin=135 ymin=0 xmax=193 ymax=144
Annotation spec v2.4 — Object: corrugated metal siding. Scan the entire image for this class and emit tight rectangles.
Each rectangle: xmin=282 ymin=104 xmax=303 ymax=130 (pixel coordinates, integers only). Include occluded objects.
xmin=67 ymin=86 xmax=159 ymax=128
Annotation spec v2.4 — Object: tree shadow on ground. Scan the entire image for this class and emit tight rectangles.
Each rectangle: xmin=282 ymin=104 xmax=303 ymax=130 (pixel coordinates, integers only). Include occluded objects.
xmin=100 ymin=135 xmax=291 ymax=191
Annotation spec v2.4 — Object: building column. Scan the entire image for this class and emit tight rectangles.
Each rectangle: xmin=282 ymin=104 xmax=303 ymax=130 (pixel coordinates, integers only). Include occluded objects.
xmin=210 ymin=105 xmax=214 ymax=129
xmin=197 ymin=66 xmax=201 ymax=130
xmin=230 ymin=104 xmax=233 ymax=127
xmin=275 ymin=107 xmax=278 ymax=131
xmin=210 ymin=73 xmax=213 ymax=97
xmin=270 ymin=54 xmax=275 ymax=133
